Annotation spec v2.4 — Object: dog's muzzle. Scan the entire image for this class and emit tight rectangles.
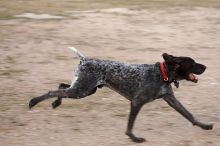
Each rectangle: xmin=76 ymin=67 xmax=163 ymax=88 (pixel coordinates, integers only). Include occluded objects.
xmin=189 ymin=73 xmax=198 ymax=83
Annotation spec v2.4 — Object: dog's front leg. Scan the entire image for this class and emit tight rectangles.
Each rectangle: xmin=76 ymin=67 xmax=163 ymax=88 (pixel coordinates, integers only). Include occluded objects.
xmin=126 ymin=101 xmax=145 ymax=143
xmin=163 ymin=95 xmax=213 ymax=130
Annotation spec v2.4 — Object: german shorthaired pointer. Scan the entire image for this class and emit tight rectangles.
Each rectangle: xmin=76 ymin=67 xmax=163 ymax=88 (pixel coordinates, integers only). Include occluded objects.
xmin=29 ymin=47 xmax=213 ymax=143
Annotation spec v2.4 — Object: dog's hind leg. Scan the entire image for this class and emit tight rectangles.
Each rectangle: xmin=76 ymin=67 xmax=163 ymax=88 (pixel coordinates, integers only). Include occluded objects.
xmin=126 ymin=100 xmax=145 ymax=143
xmin=29 ymin=89 xmax=72 ymax=109
xmin=29 ymin=84 xmax=98 ymax=109
xmin=52 ymin=83 xmax=70 ymax=109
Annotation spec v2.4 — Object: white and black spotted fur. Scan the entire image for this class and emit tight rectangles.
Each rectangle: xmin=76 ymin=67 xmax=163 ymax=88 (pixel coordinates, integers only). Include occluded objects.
xmin=29 ymin=47 xmax=213 ymax=143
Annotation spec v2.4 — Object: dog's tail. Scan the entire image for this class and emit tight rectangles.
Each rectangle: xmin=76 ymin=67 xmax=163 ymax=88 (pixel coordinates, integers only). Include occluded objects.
xmin=69 ymin=47 xmax=85 ymax=60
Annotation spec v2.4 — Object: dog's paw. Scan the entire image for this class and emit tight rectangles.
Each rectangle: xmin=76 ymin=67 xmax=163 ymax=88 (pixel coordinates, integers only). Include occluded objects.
xmin=201 ymin=124 xmax=213 ymax=130
xmin=195 ymin=121 xmax=214 ymax=130
xmin=52 ymin=99 xmax=61 ymax=109
xmin=126 ymin=132 xmax=146 ymax=143
xmin=29 ymin=98 xmax=37 ymax=109
xmin=131 ymin=137 xmax=146 ymax=143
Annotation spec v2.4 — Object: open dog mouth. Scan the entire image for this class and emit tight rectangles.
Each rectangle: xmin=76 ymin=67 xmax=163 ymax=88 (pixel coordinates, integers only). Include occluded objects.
xmin=189 ymin=73 xmax=198 ymax=83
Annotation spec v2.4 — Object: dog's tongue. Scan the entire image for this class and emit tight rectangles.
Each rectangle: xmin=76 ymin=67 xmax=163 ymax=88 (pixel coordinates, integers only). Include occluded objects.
xmin=189 ymin=73 xmax=198 ymax=83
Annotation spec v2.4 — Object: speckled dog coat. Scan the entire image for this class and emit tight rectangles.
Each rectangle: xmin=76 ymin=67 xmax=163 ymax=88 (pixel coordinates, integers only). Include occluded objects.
xmin=68 ymin=47 xmax=170 ymax=103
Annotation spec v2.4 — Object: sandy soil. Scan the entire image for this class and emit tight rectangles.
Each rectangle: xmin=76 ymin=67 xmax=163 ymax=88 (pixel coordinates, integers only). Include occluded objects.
xmin=0 ymin=4 xmax=220 ymax=146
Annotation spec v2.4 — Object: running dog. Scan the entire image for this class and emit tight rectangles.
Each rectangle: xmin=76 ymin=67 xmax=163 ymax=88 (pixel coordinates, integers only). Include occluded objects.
xmin=29 ymin=47 xmax=213 ymax=143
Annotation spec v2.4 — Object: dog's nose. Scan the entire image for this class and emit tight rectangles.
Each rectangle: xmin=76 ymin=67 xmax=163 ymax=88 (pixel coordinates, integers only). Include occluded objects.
xmin=203 ymin=65 xmax=207 ymax=71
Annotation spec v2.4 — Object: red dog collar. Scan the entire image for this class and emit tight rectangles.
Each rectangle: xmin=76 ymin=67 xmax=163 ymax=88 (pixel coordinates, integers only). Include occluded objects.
xmin=160 ymin=62 xmax=168 ymax=81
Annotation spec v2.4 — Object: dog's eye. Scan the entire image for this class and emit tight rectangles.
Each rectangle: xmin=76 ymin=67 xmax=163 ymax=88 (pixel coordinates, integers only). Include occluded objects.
xmin=174 ymin=64 xmax=180 ymax=70
xmin=175 ymin=64 xmax=180 ymax=68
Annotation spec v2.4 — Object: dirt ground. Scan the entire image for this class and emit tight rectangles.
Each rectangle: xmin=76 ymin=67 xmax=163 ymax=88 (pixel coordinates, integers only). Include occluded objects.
xmin=0 ymin=1 xmax=220 ymax=146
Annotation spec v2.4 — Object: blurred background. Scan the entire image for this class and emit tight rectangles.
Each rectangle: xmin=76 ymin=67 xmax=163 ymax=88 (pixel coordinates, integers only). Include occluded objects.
xmin=0 ymin=0 xmax=220 ymax=145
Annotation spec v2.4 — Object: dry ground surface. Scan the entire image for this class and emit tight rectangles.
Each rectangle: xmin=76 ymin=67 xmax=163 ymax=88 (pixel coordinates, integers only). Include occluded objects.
xmin=0 ymin=0 xmax=220 ymax=146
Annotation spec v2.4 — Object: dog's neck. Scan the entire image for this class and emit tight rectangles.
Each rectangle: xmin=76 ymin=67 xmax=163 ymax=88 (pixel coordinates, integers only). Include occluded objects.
xmin=159 ymin=62 xmax=179 ymax=88
xmin=159 ymin=62 xmax=168 ymax=82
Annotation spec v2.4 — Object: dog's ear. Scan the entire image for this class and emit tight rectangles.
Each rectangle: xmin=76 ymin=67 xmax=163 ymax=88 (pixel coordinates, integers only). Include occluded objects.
xmin=162 ymin=53 xmax=174 ymax=63
xmin=162 ymin=53 xmax=177 ymax=82
xmin=173 ymin=57 xmax=184 ymax=64
xmin=162 ymin=53 xmax=183 ymax=65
